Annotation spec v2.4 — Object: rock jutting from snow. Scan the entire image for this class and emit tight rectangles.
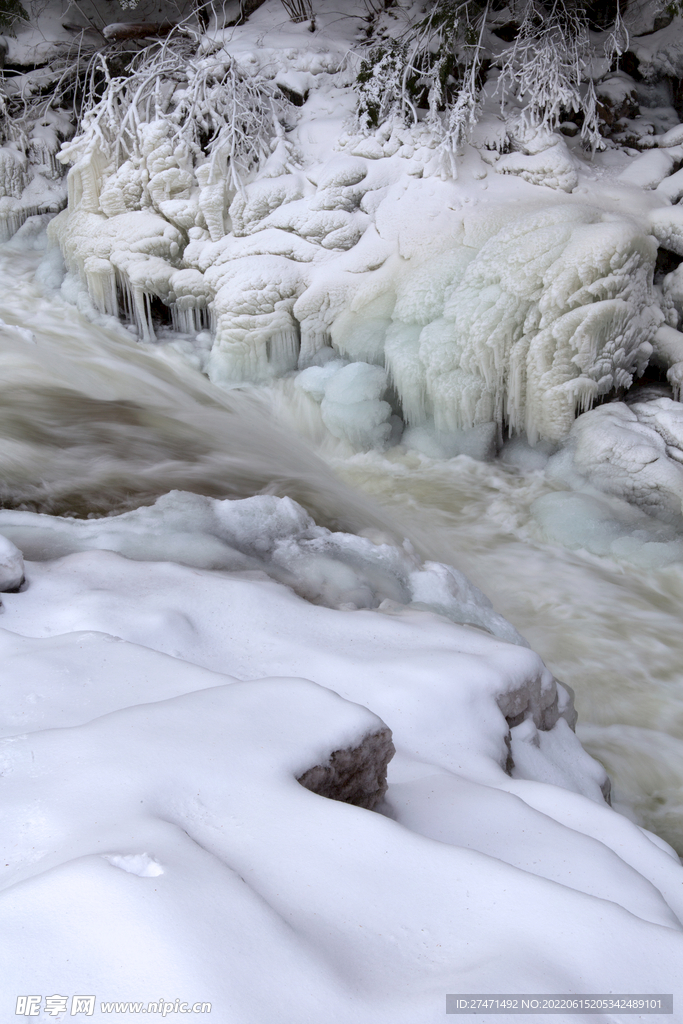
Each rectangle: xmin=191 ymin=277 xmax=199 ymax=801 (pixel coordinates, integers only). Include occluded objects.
xmin=297 ymin=726 xmax=395 ymax=810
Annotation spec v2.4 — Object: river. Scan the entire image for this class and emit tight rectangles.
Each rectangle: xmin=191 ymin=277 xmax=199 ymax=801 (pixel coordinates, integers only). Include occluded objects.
xmin=2 ymin=226 xmax=683 ymax=856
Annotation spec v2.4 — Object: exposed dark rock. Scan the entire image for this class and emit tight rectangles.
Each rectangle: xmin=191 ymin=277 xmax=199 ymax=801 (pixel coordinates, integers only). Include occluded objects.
xmin=278 ymin=83 xmax=308 ymax=107
xmin=103 ymin=22 xmax=176 ymax=41
xmin=619 ymin=51 xmax=643 ymax=82
xmin=297 ymin=727 xmax=395 ymax=810
xmin=492 ymin=21 xmax=519 ymax=41
xmin=656 ymin=248 xmax=683 ymax=280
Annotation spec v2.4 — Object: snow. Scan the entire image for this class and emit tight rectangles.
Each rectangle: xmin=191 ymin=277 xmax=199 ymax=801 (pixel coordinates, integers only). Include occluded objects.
xmin=1 ymin=507 xmax=683 ymax=1019
xmin=0 ymin=490 xmax=523 ymax=643
xmin=3 ymin=1 xmax=683 ymax=1016
xmin=495 ymin=140 xmax=579 ymax=192
xmin=617 ymin=146 xmax=683 ymax=189
xmin=546 ymin=398 xmax=683 ymax=527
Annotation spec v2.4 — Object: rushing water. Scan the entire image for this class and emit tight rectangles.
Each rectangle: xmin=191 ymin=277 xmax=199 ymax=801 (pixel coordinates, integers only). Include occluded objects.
xmin=3 ymin=229 xmax=683 ymax=856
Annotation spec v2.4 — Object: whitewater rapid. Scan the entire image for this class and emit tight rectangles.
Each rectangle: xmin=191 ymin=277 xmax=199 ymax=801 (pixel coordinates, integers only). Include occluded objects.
xmin=2 ymin=231 xmax=683 ymax=856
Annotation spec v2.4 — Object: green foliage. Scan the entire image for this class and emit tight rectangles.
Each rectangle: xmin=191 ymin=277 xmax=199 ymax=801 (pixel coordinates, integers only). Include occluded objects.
xmin=0 ymin=0 xmax=29 ymax=36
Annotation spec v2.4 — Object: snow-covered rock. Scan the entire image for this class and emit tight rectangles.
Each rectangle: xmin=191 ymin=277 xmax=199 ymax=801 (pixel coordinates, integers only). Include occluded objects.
xmin=0 ymin=489 xmax=523 ymax=644
xmin=0 ymin=535 xmax=24 ymax=592
xmin=495 ymin=140 xmax=579 ymax=192
xmin=546 ymin=398 xmax=683 ymax=526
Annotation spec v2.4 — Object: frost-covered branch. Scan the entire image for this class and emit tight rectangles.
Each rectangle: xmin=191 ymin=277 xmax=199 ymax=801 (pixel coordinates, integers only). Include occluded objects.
xmin=498 ymin=0 xmax=601 ymax=148
xmin=354 ymin=0 xmax=637 ymax=156
xmin=61 ymin=30 xmax=284 ymax=190
xmin=355 ymin=1 xmax=491 ymax=153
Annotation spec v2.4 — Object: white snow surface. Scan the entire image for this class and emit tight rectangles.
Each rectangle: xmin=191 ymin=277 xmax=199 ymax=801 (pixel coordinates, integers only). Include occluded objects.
xmin=1 ymin=500 xmax=683 ymax=1020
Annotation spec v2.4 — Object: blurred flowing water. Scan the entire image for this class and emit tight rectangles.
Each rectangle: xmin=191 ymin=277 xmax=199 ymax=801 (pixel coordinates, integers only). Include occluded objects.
xmin=2 ymin=233 xmax=683 ymax=855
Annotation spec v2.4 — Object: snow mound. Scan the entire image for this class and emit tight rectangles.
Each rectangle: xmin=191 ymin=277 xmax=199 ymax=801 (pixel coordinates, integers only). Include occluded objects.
xmin=0 ymin=519 xmax=682 ymax=1016
xmin=495 ymin=141 xmax=579 ymax=192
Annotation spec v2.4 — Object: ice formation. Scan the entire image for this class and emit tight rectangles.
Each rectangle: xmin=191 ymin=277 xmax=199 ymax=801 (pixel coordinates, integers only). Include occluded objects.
xmin=520 ymin=395 xmax=683 ymax=566
xmin=0 ymin=104 xmax=71 ymax=241
xmin=31 ymin=0 xmax=683 ymax=449
xmin=297 ymin=359 xmax=394 ymax=449
xmin=547 ymin=398 xmax=683 ymax=527
xmin=0 ymin=490 xmax=524 ymax=645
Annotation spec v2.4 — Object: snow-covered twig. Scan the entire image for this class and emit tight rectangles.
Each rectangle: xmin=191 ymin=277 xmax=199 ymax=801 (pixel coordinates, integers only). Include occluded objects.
xmin=497 ymin=0 xmax=603 ymax=149
xmin=61 ymin=28 xmax=283 ymax=190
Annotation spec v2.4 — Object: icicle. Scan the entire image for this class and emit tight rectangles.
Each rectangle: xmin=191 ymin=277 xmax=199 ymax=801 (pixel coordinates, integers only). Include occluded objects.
xmin=208 ymin=330 xmax=270 ymax=385
xmin=267 ymin=328 xmax=300 ymax=374
xmin=129 ymin=287 xmax=155 ymax=342
xmin=84 ymin=257 xmax=118 ymax=318
xmin=298 ymin=326 xmax=330 ymax=368
xmin=384 ymin=323 xmax=427 ymax=426
xmin=0 ymin=147 xmax=28 ymax=200
xmin=168 ymin=301 xmax=212 ymax=336
xmin=0 ymin=203 xmax=44 ymax=243
xmin=116 ymin=271 xmax=136 ymax=328
xmin=28 ymin=140 xmax=65 ymax=182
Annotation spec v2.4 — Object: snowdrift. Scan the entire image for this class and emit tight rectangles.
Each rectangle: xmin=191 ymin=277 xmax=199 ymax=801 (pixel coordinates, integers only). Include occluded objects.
xmin=1 ymin=500 xmax=682 ymax=1019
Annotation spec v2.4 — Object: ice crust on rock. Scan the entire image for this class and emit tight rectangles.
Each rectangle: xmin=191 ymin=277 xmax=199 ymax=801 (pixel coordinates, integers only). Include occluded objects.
xmin=48 ymin=208 xmax=186 ymax=341
xmin=0 ymin=489 xmax=523 ymax=645
xmin=547 ymin=398 xmax=683 ymax=527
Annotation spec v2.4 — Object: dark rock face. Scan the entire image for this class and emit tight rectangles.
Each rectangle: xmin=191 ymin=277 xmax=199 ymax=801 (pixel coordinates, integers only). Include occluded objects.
xmin=297 ymin=727 xmax=395 ymax=810
xmin=498 ymin=677 xmax=578 ymax=737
